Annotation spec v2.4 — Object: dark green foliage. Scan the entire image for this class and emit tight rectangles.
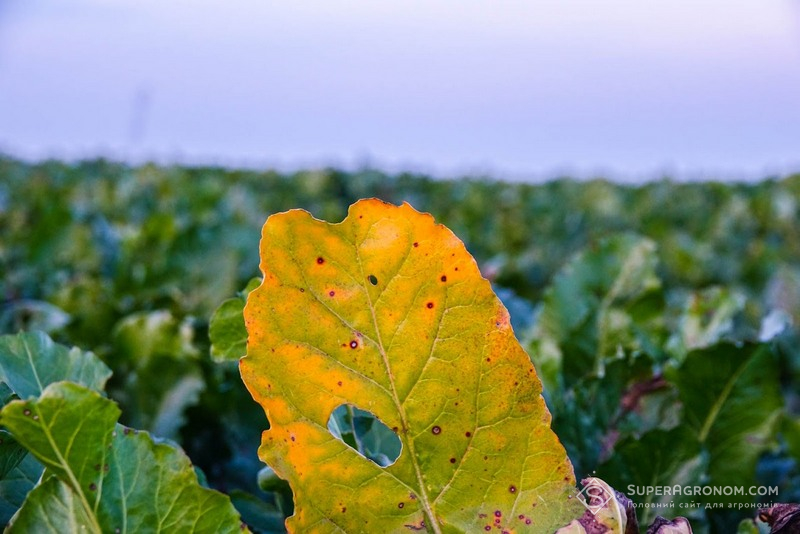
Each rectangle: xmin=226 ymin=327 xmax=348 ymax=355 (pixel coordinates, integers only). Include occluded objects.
xmin=1 ymin=156 xmax=799 ymax=532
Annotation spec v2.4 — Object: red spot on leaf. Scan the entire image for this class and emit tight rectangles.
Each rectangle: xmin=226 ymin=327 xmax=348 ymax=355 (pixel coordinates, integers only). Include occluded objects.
xmin=317 ymin=257 xmax=325 ymax=264
xmin=432 ymin=426 xmax=441 ymax=435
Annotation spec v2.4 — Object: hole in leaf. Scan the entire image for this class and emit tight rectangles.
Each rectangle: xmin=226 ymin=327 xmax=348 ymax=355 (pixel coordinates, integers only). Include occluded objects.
xmin=368 ymin=274 xmax=378 ymax=285
xmin=327 ymin=404 xmax=402 ymax=467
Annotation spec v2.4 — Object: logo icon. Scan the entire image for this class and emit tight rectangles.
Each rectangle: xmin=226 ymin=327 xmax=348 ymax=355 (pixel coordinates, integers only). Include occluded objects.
xmin=576 ymin=479 xmax=613 ymax=515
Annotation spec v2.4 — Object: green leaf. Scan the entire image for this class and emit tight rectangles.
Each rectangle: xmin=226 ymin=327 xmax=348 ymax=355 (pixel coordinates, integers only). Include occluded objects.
xmin=599 ymin=427 xmax=705 ymax=526
xmin=110 ymin=311 xmax=204 ymax=439
xmin=549 ymin=352 xmax=656 ymax=478
xmin=9 ymin=476 xmax=95 ymax=532
xmin=0 ymin=300 xmax=70 ymax=335
xmin=666 ymin=286 xmax=745 ymax=359
xmin=209 ymin=279 xmax=260 ymax=363
xmin=783 ymin=416 xmax=800 ymax=461
xmin=0 ymin=331 xmax=111 ymax=398
xmin=667 ymin=343 xmax=783 ymax=502
xmin=241 ymin=200 xmax=582 ymax=533
xmin=1 ymin=381 xmax=245 ymax=533
xmin=111 ymin=310 xmax=198 ymax=366
xmin=0 ymin=431 xmax=28 ymax=480
xmin=210 ymin=299 xmax=248 ymax=362
xmin=736 ymin=518 xmax=759 ymax=534
xmin=0 ymin=453 xmax=42 ymax=525
xmin=229 ymin=490 xmax=286 ymax=533
xmin=530 ymin=234 xmax=665 ymax=391
xmin=0 ymin=331 xmax=111 ymax=523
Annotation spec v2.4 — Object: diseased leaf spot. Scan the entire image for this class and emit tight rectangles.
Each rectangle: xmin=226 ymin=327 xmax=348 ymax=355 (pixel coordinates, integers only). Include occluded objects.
xmin=413 ymin=242 xmax=419 ymax=247
xmin=484 ymin=526 xmax=491 ymax=531
xmin=368 ymin=274 xmax=378 ymax=285
xmin=317 ymin=257 xmax=325 ymax=264
xmin=526 ymin=519 xmax=532 ymax=525
xmin=465 ymin=431 xmax=472 ymax=437
xmin=89 ymin=483 xmax=97 ymax=491
xmin=398 ymin=502 xmax=404 ymax=509
xmin=329 ymin=290 xmax=335 ymax=297
xmin=431 ymin=425 xmax=441 ymax=435
xmin=509 ymin=485 xmax=517 ymax=493
xmin=350 ymin=340 xmax=358 ymax=349
xmin=494 ymin=510 xmax=502 ymax=517
xmin=426 ymin=302 xmax=434 ymax=309
xmin=440 ymin=275 xmax=447 ymax=282
xmin=449 ymin=457 xmax=456 ymax=464
xmin=23 ymin=409 xmax=31 ymax=416
xmin=299 ymin=288 xmax=305 ymax=292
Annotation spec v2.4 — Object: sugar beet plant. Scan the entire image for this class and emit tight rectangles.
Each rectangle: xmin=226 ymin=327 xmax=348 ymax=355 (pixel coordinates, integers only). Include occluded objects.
xmin=1 ymin=194 xmax=799 ymax=533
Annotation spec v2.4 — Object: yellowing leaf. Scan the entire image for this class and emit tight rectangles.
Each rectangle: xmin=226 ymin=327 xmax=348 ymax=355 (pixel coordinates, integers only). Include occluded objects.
xmin=241 ymin=199 xmax=581 ymax=533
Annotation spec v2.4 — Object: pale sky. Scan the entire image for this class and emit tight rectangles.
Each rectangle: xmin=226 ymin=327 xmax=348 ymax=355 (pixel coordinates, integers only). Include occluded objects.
xmin=1 ymin=0 xmax=799 ymax=181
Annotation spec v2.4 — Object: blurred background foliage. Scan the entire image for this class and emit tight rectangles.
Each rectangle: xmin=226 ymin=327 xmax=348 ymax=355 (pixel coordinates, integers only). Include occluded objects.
xmin=1 ymin=156 xmax=799 ymax=532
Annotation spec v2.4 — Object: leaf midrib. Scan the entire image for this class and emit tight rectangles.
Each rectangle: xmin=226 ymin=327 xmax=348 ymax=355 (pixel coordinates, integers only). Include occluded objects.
xmin=32 ymin=402 xmax=103 ymax=534
xmin=353 ymin=235 xmax=443 ymax=534
xmin=697 ymin=354 xmax=751 ymax=443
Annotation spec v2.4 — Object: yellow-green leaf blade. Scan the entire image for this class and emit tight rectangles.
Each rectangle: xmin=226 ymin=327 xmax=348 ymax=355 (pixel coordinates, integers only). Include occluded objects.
xmin=241 ymin=199 xmax=581 ymax=533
